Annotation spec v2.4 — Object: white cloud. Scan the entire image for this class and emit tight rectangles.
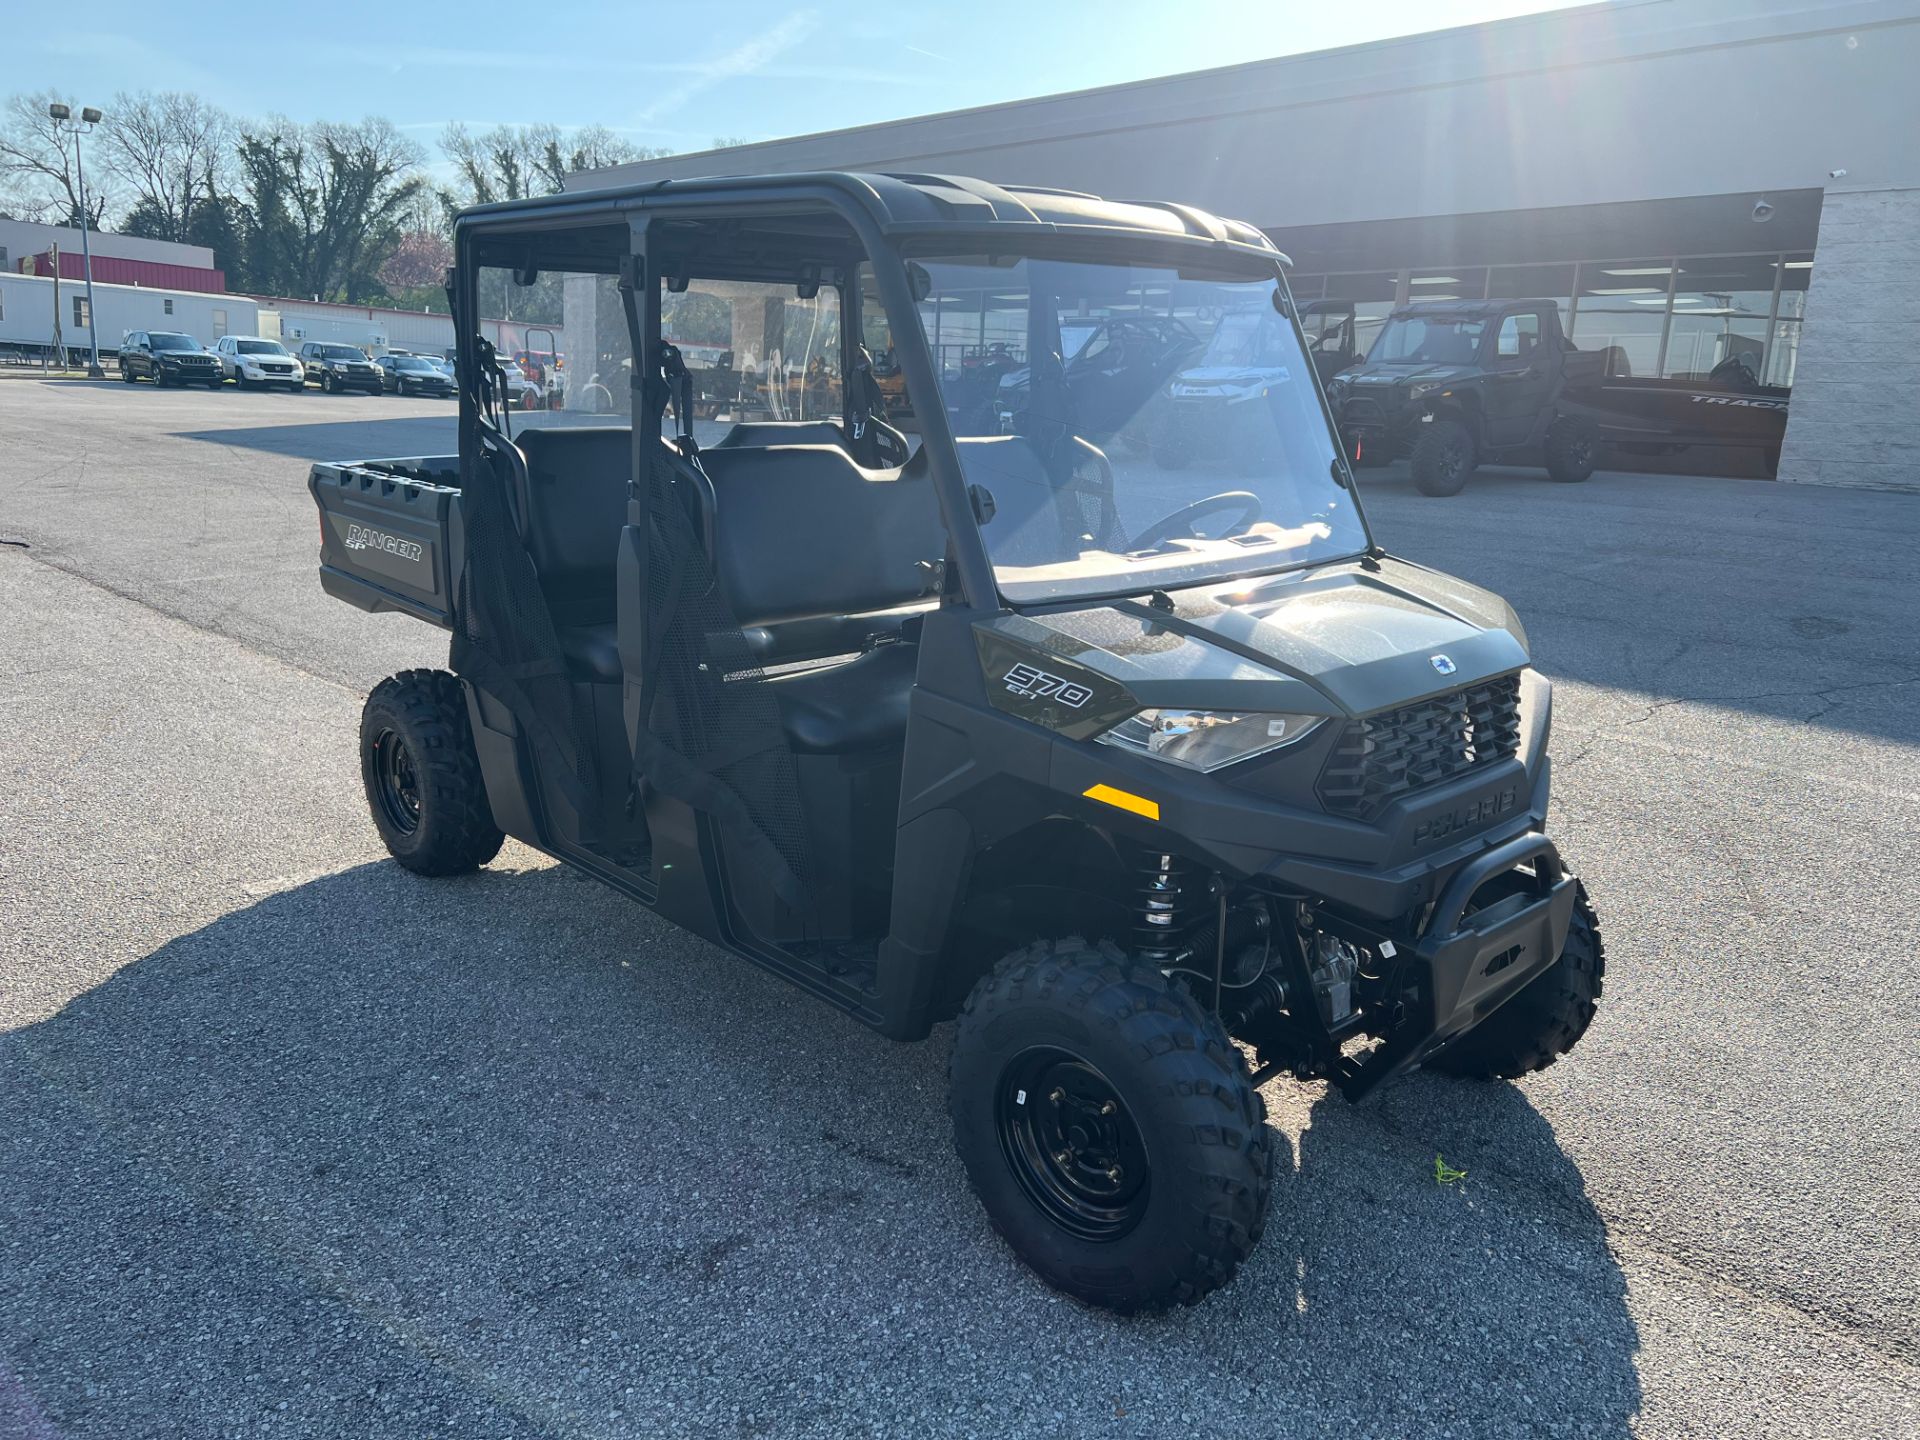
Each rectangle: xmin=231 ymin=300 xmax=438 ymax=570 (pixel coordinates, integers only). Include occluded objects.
xmin=637 ymin=11 xmax=824 ymax=124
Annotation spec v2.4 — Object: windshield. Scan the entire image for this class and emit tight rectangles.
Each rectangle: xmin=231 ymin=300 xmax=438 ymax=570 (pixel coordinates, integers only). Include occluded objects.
xmin=235 ymin=339 xmax=285 ymax=355
xmin=1198 ymin=311 xmax=1293 ymax=369
xmin=318 ymin=345 xmax=363 ymax=360
xmin=1370 ymin=315 xmax=1486 ymax=365
xmin=149 ymin=334 xmax=197 ymax=351
xmin=395 ymin=357 xmax=434 ymax=371
xmin=910 ymin=252 xmax=1366 ymax=604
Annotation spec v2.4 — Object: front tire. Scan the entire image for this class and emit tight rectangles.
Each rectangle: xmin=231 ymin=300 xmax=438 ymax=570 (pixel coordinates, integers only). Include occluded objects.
xmin=1544 ymin=416 xmax=1599 ymax=483
xmin=359 ymin=670 xmax=503 ymax=876
xmin=1410 ymin=419 xmax=1476 ymax=496
xmin=1427 ymin=882 xmax=1605 ymax=1079
xmin=950 ymin=938 xmax=1273 ymax=1313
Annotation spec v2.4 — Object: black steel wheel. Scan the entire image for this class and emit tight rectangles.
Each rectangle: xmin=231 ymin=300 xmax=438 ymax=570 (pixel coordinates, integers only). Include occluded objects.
xmin=369 ymin=726 xmax=422 ymax=836
xmin=996 ymin=1047 xmax=1151 ymax=1242
xmin=359 ymin=669 xmax=503 ymax=875
xmin=951 ymin=937 xmax=1272 ymax=1313
xmin=1410 ymin=418 xmax=1476 ymax=496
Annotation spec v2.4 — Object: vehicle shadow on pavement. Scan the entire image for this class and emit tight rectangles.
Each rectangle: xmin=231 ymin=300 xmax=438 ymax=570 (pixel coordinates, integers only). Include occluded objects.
xmin=2 ymin=858 xmax=1640 ymax=1437
xmin=170 ymin=415 xmax=459 ymax=460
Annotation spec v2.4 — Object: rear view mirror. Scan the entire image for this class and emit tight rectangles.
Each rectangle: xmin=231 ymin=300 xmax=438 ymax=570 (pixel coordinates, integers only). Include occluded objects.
xmin=906 ymin=262 xmax=933 ymax=303
xmin=511 ymin=260 xmax=540 ymax=287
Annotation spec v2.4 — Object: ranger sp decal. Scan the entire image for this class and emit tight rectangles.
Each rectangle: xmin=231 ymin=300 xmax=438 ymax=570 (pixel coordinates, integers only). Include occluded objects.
xmin=344 ymin=523 xmax=425 ymax=563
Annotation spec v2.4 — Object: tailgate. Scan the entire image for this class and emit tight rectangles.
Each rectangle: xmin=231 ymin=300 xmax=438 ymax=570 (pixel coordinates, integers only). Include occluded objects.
xmin=310 ymin=458 xmax=462 ymax=627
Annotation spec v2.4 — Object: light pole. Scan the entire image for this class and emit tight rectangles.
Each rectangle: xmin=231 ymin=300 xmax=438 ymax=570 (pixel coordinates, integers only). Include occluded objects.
xmin=48 ymin=102 xmax=106 ymax=379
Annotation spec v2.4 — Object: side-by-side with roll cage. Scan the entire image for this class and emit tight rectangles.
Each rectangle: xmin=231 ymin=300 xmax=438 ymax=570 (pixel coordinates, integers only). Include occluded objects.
xmin=309 ymin=171 xmax=1605 ymax=1312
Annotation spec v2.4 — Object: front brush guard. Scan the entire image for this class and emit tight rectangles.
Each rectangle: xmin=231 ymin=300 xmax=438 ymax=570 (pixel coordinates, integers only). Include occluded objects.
xmin=1335 ymin=832 xmax=1576 ymax=1099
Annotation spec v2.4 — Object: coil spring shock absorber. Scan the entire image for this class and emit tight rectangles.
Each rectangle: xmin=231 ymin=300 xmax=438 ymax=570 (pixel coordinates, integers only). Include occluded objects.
xmin=1134 ymin=850 xmax=1203 ymax=963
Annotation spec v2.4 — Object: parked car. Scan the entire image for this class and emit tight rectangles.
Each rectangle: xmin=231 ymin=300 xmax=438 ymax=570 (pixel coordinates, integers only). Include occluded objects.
xmin=119 ymin=330 xmax=222 ymax=388
xmin=378 ymin=353 xmax=456 ymax=398
xmin=213 ymin=336 xmax=305 ymax=392
xmin=297 ymin=341 xmax=385 ymax=395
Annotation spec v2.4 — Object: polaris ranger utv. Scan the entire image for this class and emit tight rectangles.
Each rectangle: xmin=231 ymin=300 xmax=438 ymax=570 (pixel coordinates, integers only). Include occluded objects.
xmin=311 ymin=172 xmax=1604 ymax=1313
xmin=1328 ymin=299 xmax=1605 ymax=495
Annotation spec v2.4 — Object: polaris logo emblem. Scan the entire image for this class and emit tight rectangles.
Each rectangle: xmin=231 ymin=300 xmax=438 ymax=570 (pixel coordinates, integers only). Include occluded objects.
xmin=1003 ymin=662 xmax=1093 ymax=709
xmin=344 ymin=523 xmax=424 ymax=563
xmin=1430 ymin=654 xmax=1457 ymax=676
xmin=1413 ymin=786 xmax=1518 ymax=845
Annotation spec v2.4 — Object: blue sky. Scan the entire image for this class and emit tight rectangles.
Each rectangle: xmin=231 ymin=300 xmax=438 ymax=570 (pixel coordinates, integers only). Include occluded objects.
xmin=18 ymin=0 xmax=1580 ymax=159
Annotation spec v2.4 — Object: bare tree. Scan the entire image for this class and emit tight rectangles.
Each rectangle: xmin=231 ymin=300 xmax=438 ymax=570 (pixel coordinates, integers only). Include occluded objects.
xmin=96 ymin=91 xmax=235 ymax=241
xmin=0 ymin=90 xmax=118 ymax=225
xmin=437 ymin=123 xmax=671 ymax=223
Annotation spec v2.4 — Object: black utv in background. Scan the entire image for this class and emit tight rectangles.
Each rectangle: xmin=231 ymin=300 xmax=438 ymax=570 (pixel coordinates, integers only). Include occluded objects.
xmin=309 ymin=171 xmax=1606 ymax=1314
xmin=1328 ymin=300 xmax=1605 ymax=495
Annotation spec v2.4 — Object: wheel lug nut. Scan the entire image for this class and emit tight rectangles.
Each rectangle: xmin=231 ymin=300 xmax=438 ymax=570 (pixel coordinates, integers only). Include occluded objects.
xmin=1054 ymin=1150 xmax=1073 ymax=1166
xmin=1049 ymin=1088 xmax=1065 ymax=1104
xmin=1106 ymin=1166 xmax=1123 ymax=1182
xmin=1099 ymin=1100 xmax=1116 ymax=1116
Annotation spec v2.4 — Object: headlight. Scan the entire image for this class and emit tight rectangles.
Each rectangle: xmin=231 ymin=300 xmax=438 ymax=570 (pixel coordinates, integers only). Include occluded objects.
xmin=1408 ymin=381 xmax=1448 ymax=401
xmin=1097 ymin=709 xmax=1325 ymax=772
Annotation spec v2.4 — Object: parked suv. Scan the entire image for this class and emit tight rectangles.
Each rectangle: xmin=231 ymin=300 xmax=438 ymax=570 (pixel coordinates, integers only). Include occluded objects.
xmin=213 ymin=336 xmax=305 ymax=392
xmin=119 ymin=331 xmax=222 ymax=388
xmin=297 ymin=341 xmax=384 ymax=395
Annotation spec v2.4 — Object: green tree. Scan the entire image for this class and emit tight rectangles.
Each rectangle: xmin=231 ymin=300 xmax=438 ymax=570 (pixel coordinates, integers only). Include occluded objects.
xmin=237 ymin=118 xmax=425 ymax=302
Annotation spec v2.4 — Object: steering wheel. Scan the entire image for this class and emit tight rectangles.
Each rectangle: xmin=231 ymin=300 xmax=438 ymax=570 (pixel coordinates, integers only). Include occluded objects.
xmin=1129 ymin=491 xmax=1262 ymax=551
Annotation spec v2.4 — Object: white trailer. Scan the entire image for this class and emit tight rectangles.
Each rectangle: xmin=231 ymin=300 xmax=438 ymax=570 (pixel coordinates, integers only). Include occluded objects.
xmin=0 ymin=272 xmax=259 ymax=361
xmin=261 ymin=297 xmax=561 ymax=360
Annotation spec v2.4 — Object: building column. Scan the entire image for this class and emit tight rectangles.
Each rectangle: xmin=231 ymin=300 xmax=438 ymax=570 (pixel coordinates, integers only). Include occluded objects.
xmin=1775 ymin=184 xmax=1920 ymax=491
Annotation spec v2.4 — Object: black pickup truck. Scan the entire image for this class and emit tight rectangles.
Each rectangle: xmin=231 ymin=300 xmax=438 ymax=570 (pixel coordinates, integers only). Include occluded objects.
xmin=1328 ymin=299 xmax=1606 ymax=496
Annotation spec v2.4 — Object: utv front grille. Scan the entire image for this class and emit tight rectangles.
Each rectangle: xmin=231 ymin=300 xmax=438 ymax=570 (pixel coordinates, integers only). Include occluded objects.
xmin=1316 ymin=674 xmax=1523 ymax=821
xmin=1340 ymin=397 xmax=1387 ymax=424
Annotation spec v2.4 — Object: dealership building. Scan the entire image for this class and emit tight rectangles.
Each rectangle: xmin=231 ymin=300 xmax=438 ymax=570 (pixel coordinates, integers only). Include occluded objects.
xmin=572 ymin=0 xmax=1920 ymax=491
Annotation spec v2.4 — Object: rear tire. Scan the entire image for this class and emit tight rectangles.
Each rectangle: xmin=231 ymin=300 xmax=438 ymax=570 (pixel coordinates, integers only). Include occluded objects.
xmin=1427 ymin=881 xmax=1604 ymax=1079
xmin=1410 ymin=419 xmax=1476 ymax=496
xmin=359 ymin=670 xmax=503 ymax=876
xmin=1544 ymin=416 xmax=1599 ymax=483
xmin=950 ymin=937 xmax=1272 ymax=1313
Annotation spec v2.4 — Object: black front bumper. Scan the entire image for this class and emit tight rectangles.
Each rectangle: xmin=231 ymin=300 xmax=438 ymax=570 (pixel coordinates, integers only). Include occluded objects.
xmin=1337 ymin=832 xmax=1577 ymax=1098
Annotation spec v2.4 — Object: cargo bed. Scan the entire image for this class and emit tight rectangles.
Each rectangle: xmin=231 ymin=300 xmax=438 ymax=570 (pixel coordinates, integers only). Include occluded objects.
xmin=309 ymin=457 xmax=463 ymax=627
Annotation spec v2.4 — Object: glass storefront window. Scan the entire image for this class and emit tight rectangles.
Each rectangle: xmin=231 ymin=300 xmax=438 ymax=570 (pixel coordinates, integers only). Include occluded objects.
xmin=1766 ymin=252 xmax=1812 ymax=388
xmin=1488 ymin=263 xmax=1576 ymax=330
xmin=1407 ymin=267 xmax=1486 ymax=303
xmin=1573 ymin=259 xmax=1672 ymax=377
xmin=1662 ymin=256 xmax=1776 ymax=383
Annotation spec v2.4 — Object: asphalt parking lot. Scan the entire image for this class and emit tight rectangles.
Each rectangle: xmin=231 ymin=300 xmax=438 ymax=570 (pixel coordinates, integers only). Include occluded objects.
xmin=2 ymin=378 xmax=1916 ymax=1439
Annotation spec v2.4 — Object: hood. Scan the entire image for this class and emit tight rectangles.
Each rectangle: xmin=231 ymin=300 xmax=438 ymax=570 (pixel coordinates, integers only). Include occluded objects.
xmin=979 ymin=557 xmax=1528 ymax=726
xmin=1170 ymin=365 xmax=1290 ymax=390
xmin=1342 ymin=363 xmax=1472 ymax=387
